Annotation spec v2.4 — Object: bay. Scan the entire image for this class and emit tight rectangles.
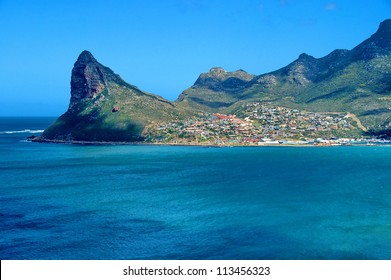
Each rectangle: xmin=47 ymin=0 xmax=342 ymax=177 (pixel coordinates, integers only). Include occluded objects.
xmin=1 ymin=117 xmax=391 ymax=259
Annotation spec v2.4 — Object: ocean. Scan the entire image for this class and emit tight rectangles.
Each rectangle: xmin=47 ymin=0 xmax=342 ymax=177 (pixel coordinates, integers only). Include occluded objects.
xmin=1 ymin=117 xmax=391 ymax=260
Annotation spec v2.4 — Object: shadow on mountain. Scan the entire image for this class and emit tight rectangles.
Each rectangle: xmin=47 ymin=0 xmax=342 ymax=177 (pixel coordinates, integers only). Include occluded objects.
xmin=365 ymin=129 xmax=391 ymax=139
xmin=41 ymin=106 xmax=144 ymax=142
xmin=306 ymin=88 xmax=348 ymax=103
xmin=360 ymin=108 xmax=391 ymax=116
xmin=189 ymin=97 xmax=233 ymax=109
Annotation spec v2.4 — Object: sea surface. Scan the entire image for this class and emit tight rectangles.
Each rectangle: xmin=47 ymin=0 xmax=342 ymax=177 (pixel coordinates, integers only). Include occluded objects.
xmin=1 ymin=117 xmax=391 ymax=259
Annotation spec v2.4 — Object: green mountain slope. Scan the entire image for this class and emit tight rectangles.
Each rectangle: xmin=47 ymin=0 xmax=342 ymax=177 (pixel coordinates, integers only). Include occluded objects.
xmin=176 ymin=19 xmax=391 ymax=134
xmin=175 ymin=67 xmax=256 ymax=112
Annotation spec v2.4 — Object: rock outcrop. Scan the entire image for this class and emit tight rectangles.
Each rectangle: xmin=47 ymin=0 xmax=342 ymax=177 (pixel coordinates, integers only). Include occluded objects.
xmin=69 ymin=51 xmax=107 ymax=108
xmin=37 ymin=51 xmax=183 ymax=142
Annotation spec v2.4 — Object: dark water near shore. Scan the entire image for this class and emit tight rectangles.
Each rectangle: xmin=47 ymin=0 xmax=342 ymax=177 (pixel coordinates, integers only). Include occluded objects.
xmin=1 ymin=117 xmax=391 ymax=259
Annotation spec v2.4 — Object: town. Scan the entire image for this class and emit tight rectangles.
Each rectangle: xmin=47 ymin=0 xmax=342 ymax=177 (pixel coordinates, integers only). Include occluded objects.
xmin=145 ymin=102 xmax=389 ymax=146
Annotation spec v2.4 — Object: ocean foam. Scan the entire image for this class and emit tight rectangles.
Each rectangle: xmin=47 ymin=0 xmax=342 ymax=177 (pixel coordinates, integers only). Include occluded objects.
xmin=0 ymin=129 xmax=44 ymax=134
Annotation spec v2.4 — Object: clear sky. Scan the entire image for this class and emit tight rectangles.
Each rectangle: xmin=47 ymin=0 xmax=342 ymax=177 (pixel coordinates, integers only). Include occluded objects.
xmin=0 ymin=0 xmax=390 ymax=116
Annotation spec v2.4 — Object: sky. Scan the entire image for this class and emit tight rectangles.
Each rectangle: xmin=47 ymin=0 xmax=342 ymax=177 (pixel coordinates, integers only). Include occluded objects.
xmin=0 ymin=0 xmax=390 ymax=116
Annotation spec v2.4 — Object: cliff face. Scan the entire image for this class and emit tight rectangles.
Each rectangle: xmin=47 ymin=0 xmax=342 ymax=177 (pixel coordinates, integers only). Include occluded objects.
xmin=69 ymin=51 xmax=107 ymax=108
xmin=68 ymin=51 xmax=135 ymax=110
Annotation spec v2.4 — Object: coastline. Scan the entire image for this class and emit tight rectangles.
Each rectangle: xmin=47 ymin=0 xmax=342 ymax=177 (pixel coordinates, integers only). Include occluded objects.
xmin=30 ymin=137 xmax=391 ymax=147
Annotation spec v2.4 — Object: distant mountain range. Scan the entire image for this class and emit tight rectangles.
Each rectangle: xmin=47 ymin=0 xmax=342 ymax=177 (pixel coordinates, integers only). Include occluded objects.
xmin=37 ymin=19 xmax=391 ymax=142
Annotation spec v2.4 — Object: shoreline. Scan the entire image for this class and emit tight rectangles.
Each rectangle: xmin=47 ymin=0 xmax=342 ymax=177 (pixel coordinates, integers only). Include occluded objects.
xmin=30 ymin=137 xmax=391 ymax=148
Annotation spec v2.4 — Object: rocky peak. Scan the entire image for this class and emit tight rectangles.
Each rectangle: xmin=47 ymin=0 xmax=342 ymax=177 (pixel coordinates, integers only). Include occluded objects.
xmin=369 ymin=19 xmax=391 ymax=49
xmin=295 ymin=53 xmax=318 ymax=67
xmin=69 ymin=50 xmax=107 ymax=109
xmin=376 ymin=19 xmax=391 ymax=38
xmin=193 ymin=67 xmax=227 ymax=87
xmin=326 ymin=49 xmax=350 ymax=58
xmin=205 ymin=67 xmax=227 ymax=79
xmin=198 ymin=67 xmax=254 ymax=81
xmin=352 ymin=19 xmax=391 ymax=60
xmin=298 ymin=53 xmax=315 ymax=60
xmin=193 ymin=67 xmax=255 ymax=91
xmin=76 ymin=50 xmax=98 ymax=64
xmin=209 ymin=67 xmax=226 ymax=72
xmin=231 ymin=69 xmax=255 ymax=82
xmin=279 ymin=53 xmax=319 ymax=85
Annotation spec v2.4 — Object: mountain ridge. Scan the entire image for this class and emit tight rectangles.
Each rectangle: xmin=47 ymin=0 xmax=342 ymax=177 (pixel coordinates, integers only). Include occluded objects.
xmin=176 ymin=19 xmax=391 ymax=134
xmin=36 ymin=19 xmax=391 ymax=142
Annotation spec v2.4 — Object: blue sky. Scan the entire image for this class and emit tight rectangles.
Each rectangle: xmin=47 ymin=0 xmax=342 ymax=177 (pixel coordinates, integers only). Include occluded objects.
xmin=0 ymin=0 xmax=390 ymax=116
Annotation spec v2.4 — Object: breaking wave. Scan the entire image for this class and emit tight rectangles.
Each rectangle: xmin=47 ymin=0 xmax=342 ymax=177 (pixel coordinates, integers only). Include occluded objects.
xmin=0 ymin=129 xmax=44 ymax=134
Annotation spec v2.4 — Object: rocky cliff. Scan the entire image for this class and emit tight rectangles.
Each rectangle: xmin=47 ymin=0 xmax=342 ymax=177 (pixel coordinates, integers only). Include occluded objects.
xmin=38 ymin=51 xmax=183 ymax=142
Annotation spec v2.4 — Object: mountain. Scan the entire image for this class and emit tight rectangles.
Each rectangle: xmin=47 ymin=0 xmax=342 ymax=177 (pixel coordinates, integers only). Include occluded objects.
xmin=38 ymin=51 xmax=183 ymax=142
xmin=37 ymin=19 xmax=391 ymax=143
xmin=175 ymin=67 xmax=256 ymax=111
xmin=176 ymin=19 xmax=391 ymax=134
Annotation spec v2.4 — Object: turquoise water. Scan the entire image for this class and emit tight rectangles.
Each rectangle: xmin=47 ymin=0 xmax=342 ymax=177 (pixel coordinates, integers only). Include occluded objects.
xmin=1 ymin=117 xmax=391 ymax=259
